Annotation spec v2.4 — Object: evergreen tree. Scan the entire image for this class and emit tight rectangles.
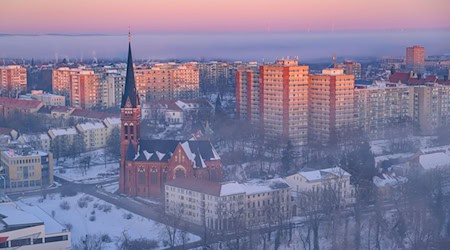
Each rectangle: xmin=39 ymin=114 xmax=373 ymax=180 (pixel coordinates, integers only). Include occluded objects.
xmin=72 ymin=134 xmax=86 ymax=156
xmin=340 ymin=140 xmax=376 ymax=184
xmin=106 ymin=127 xmax=121 ymax=158
xmin=281 ymin=140 xmax=295 ymax=175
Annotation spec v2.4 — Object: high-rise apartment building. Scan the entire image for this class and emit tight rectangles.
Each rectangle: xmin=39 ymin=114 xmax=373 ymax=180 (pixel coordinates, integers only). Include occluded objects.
xmin=406 ymin=45 xmax=425 ymax=74
xmin=135 ymin=63 xmax=199 ymax=102
xmin=53 ymin=68 xmax=101 ymax=108
xmin=0 ymin=65 xmax=27 ymax=97
xmin=52 ymin=67 xmax=79 ymax=102
xmin=309 ymin=69 xmax=355 ymax=145
xmin=69 ymin=70 xmax=100 ymax=109
xmin=354 ymin=82 xmax=415 ymax=138
xmin=199 ymin=61 xmax=238 ymax=94
xmin=236 ymin=63 xmax=260 ymax=124
xmin=99 ymin=71 xmax=125 ymax=108
xmin=335 ymin=60 xmax=362 ymax=79
xmin=171 ymin=63 xmax=200 ymax=99
xmin=413 ymin=83 xmax=450 ymax=134
xmin=260 ymin=59 xmax=310 ymax=145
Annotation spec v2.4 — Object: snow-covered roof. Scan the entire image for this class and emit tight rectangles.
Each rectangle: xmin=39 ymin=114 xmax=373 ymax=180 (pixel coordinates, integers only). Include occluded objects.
xmin=373 ymin=173 xmax=408 ymax=188
xmin=420 ymin=145 xmax=450 ymax=155
xmin=104 ymin=117 xmax=121 ymax=126
xmin=2 ymin=149 xmax=48 ymax=158
xmin=375 ymin=153 xmax=415 ymax=165
xmin=0 ymin=204 xmax=42 ymax=230
xmin=17 ymin=203 xmax=66 ymax=234
xmin=78 ymin=122 xmax=106 ymax=131
xmin=297 ymin=167 xmax=351 ymax=182
xmin=22 ymin=133 xmax=50 ymax=142
xmin=181 ymin=141 xmax=195 ymax=162
xmin=49 ymin=127 xmax=78 ymax=137
xmin=220 ymin=182 xmax=245 ymax=196
xmin=241 ymin=178 xmax=290 ymax=195
xmin=419 ymin=152 xmax=450 ymax=170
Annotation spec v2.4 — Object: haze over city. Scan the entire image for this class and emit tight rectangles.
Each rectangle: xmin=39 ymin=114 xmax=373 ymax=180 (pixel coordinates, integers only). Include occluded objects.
xmin=1 ymin=0 xmax=449 ymax=60
xmin=1 ymin=1 xmax=450 ymax=250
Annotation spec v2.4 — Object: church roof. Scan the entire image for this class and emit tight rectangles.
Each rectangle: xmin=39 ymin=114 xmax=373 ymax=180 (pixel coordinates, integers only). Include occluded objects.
xmin=126 ymin=141 xmax=136 ymax=161
xmin=120 ymin=42 xmax=139 ymax=108
xmin=131 ymin=139 xmax=220 ymax=168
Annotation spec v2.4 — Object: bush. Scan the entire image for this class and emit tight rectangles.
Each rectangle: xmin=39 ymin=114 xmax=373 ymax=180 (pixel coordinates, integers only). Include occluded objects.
xmin=122 ymin=238 xmax=158 ymax=250
xmin=102 ymin=204 xmax=112 ymax=213
xmin=91 ymin=210 xmax=95 ymax=215
xmin=93 ymin=203 xmax=99 ymax=209
xmin=60 ymin=201 xmax=70 ymax=210
xmin=64 ymin=223 xmax=73 ymax=231
xmin=123 ymin=213 xmax=133 ymax=220
xmin=38 ymin=197 xmax=45 ymax=203
xmin=89 ymin=215 xmax=96 ymax=222
xmin=77 ymin=199 xmax=88 ymax=208
xmin=60 ymin=188 xmax=77 ymax=197
xmin=101 ymin=234 xmax=111 ymax=243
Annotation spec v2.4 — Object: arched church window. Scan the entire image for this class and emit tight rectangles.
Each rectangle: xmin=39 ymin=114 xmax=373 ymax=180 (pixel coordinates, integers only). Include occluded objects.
xmin=175 ymin=168 xmax=186 ymax=179
xmin=151 ymin=167 xmax=158 ymax=184
xmin=138 ymin=167 xmax=145 ymax=185
xmin=162 ymin=167 xmax=168 ymax=182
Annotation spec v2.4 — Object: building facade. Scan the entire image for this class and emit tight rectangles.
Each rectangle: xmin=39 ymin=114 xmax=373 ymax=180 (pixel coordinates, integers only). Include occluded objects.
xmin=413 ymin=83 xmax=450 ymax=134
xmin=309 ymin=69 xmax=355 ymax=145
xmin=285 ymin=167 xmax=355 ymax=214
xmin=260 ymin=59 xmax=310 ymax=145
xmin=354 ymin=82 xmax=415 ymax=138
xmin=0 ymin=65 xmax=27 ymax=98
xmin=236 ymin=63 xmax=260 ymax=124
xmin=135 ymin=63 xmax=200 ymax=102
xmin=52 ymin=68 xmax=101 ymax=108
xmin=406 ymin=45 xmax=425 ymax=74
xmin=0 ymin=147 xmax=53 ymax=193
xmin=165 ymin=178 xmax=290 ymax=232
xmin=99 ymin=71 xmax=125 ymax=108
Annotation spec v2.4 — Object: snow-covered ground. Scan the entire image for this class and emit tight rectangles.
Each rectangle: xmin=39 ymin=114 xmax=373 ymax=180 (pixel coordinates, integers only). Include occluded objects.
xmin=54 ymin=149 xmax=119 ymax=184
xmin=99 ymin=181 xmax=119 ymax=194
xmin=55 ymin=162 xmax=118 ymax=184
xmin=19 ymin=193 xmax=199 ymax=248
xmin=370 ymin=136 xmax=436 ymax=156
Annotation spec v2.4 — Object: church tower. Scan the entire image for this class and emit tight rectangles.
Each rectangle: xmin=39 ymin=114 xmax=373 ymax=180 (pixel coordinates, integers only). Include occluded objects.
xmin=119 ymin=35 xmax=141 ymax=194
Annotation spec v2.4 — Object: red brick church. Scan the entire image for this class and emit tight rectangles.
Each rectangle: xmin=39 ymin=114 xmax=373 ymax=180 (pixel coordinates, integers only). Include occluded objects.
xmin=119 ymin=40 xmax=223 ymax=197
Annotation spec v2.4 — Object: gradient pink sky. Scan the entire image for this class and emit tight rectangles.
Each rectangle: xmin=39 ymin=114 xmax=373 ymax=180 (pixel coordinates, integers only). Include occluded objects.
xmin=1 ymin=0 xmax=450 ymax=33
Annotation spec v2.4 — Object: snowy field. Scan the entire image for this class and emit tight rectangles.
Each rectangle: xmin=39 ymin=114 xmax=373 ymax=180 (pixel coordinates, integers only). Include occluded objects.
xmin=54 ymin=149 xmax=119 ymax=184
xmin=18 ymin=193 xmax=199 ymax=248
xmin=55 ymin=162 xmax=118 ymax=184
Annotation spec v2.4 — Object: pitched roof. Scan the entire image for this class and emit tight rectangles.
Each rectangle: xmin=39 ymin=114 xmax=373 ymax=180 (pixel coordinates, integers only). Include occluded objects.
xmin=121 ymin=42 xmax=139 ymax=108
xmin=388 ymin=72 xmax=410 ymax=83
xmin=71 ymin=109 xmax=119 ymax=120
xmin=166 ymin=178 xmax=222 ymax=196
xmin=0 ymin=127 xmax=13 ymax=135
xmin=131 ymin=139 xmax=220 ymax=168
xmin=0 ymin=97 xmax=42 ymax=109
xmin=297 ymin=167 xmax=351 ymax=182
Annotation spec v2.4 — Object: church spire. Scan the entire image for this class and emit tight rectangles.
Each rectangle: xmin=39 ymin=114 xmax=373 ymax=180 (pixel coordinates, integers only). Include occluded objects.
xmin=121 ymin=32 xmax=139 ymax=108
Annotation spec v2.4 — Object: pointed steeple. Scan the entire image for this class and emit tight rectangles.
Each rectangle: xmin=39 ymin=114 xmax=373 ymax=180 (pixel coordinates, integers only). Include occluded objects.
xmin=121 ymin=35 xmax=139 ymax=108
